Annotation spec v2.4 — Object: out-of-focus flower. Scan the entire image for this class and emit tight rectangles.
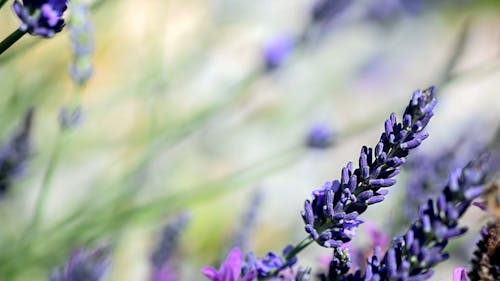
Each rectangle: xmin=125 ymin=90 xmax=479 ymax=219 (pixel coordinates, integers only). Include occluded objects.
xmin=310 ymin=0 xmax=352 ymax=27
xmin=13 ymin=0 xmax=68 ymax=38
xmin=340 ymin=156 xmax=489 ymax=281
xmin=453 ymin=267 xmax=468 ymax=281
xmin=202 ymin=248 xmax=256 ymax=281
xmin=263 ymin=35 xmax=294 ymax=71
xmin=469 ymin=220 xmax=500 ymax=281
xmin=69 ymin=0 xmax=94 ymax=85
xmin=50 ymin=246 xmax=112 ymax=281
xmin=0 ymin=109 xmax=34 ymax=196
xmin=306 ymin=123 xmax=336 ymax=149
xmin=151 ymin=213 xmax=190 ymax=281
xmin=59 ymin=106 xmax=84 ymax=131
xmin=365 ymin=0 xmax=402 ymax=23
xmin=232 ymin=191 xmax=263 ymax=252
xmin=302 ymin=87 xmax=436 ymax=248
xmin=365 ymin=222 xmax=390 ymax=251
xmin=403 ymin=138 xmax=479 ymax=224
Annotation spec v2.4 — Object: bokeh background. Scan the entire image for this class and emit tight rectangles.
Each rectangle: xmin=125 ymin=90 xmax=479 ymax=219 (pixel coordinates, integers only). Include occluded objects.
xmin=0 ymin=0 xmax=499 ymax=280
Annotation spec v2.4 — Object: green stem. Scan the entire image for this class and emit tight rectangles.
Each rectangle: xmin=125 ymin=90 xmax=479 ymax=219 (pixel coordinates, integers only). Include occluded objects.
xmin=25 ymin=130 xmax=65 ymax=238
xmin=0 ymin=28 xmax=26 ymax=56
xmin=285 ymin=236 xmax=315 ymax=261
xmin=263 ymin=236 xmax=315 ymax=280
xmin=0 ymin=0 xmax=8 ymax=10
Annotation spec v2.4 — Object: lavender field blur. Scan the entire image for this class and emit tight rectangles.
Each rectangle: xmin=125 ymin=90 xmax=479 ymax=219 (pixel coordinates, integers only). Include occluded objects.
xmin=0 ymin=1 xmax=499 ymax=280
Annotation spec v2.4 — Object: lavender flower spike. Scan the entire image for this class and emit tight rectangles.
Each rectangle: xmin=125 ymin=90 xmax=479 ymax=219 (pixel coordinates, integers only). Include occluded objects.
xmin=151 ymin=213 xmax=190 ymax=281
xmin=50 ymin=246 xmax=112 ymax=281
xmin=13 ymin=0 xmax=68 ymax=38
xmin=69 ymin=0 xmax=95 ymax=85
xmin=302 ymin=87 xmax=437 ymax=248
xmin=0 ymin=109 xmax=34 ymax=196
xmin=342 ymin=156 xmax=489 ymax=281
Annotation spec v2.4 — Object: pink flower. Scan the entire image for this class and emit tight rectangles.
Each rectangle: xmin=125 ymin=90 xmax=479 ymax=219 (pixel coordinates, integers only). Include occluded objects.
xmin=202 ymin=248 xmax=256 ymax=281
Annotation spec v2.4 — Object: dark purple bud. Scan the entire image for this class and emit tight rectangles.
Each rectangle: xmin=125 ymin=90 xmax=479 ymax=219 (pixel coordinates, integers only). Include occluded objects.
xmin=365 ymin=195 xmax=385 ymax=205
xmin=303 ymin=200 xmax=315 ymax=225
xmin=464 ymin=185 xmax=484 ymax=200
xmin=368 ymin=178 xmax=396 ymax=188
xmin=386 ymin=157 xmax=405 ymax=167
xmin=357 ymin=190 xmax=373 ymax=201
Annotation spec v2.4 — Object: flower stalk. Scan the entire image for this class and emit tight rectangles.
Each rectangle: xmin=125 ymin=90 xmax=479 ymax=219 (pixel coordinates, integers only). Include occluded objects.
xmin=0 ymin=28 xmax=26 ymax=56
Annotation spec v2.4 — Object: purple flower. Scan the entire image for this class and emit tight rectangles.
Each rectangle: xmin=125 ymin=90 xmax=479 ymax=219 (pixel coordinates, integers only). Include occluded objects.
xmin=263 ymin=35 xmax=294 ymax=71
xmin=365 ymin=222 xmax=390 ymax=251
xmin=302 ymin=87 xmax=436 ymax=248
xmin=151 ymin=213 xmax=190 ymax=281
xmin=202 ymin=248 xmax=256 ymax=281
xmin=453 ymin=267 xmax=468 ymax=281
xmin=0 ymin=109 xmax=34 ymax=196
xmin=403 ymin=138 xmax=479 ymax=224
xmin=306 ymin=123 xmax=336 ymax=149
xmin=152 ymin=265 xmax=177 ymax=281
xmin=13 ymin=0 xmax=68 ymax=38
xmin=365 ymin=0 xmax=403 ymax=23
xmin=50 ymin=247 xmax=112 ymax=281
xmin=341 ymin=156 xmax=489 ymax=281
xmin=248 ymin=245 xmax=298 ymax=278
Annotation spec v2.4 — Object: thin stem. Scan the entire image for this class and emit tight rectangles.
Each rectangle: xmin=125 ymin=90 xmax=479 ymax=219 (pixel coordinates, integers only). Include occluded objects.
xmin=262 ymin=236 xmax=315 ymax=280
xmin=0 ymin=0 xmax=8 ymax=10
xmin=0 ymin=28 xmax=26 ymax=56
xmin=24 ymin=130 xmax=65 ymax=238
xmin=285 ymin=236 xmax=315 ymax=262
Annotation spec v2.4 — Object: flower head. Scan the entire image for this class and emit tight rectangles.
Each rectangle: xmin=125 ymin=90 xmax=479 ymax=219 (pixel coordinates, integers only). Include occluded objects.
xmin=202 ymin=248 xmax=256 ymax=281
xmin=302 ymin=87 xmax=437 ymax=248
xmin=13 ymin=0 xmax=68 ymax=38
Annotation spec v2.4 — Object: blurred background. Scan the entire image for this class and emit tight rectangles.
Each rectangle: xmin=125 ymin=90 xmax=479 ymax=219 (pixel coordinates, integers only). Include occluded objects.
xmin=0 ymin=0 xmax=499 ymax=280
